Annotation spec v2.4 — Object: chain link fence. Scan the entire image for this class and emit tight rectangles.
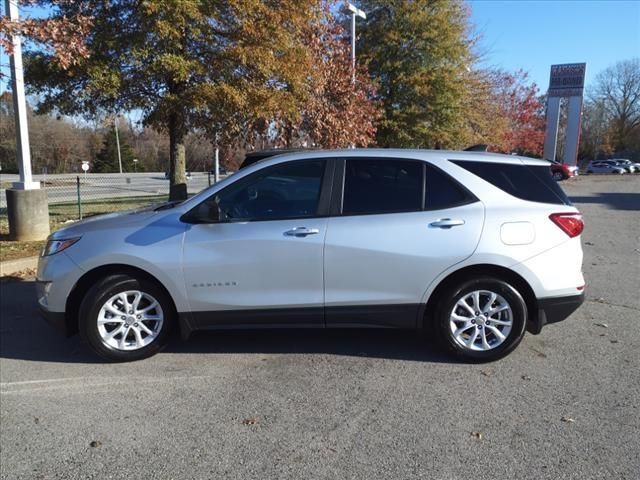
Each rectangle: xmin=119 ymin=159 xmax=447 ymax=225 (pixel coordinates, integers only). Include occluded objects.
xmin=1 ymin=171 xmax=220 ymax=237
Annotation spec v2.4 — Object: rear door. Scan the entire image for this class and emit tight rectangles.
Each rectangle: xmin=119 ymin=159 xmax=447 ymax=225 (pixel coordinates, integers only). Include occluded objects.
xmin=324 ymin=158 xmax=484 ymax=328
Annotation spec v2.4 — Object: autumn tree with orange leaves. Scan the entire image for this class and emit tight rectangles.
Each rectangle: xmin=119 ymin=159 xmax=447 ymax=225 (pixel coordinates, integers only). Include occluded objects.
xmin=489 ymin=70 xmax=546 ymax=157
xmin=0 ymin=0 xmax=92 ymax=71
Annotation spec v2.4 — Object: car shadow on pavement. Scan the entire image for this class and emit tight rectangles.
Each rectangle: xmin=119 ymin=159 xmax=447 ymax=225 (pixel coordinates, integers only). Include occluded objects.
xmin=0 ymin=279 xmax=457 ymax=365
xmin=570 ymin=192 xmax=640 ymax=211
xmin=167 ymin=329 xmax=457 ymax=364
xmin=0 ymin=279 xmax=103 ymax=364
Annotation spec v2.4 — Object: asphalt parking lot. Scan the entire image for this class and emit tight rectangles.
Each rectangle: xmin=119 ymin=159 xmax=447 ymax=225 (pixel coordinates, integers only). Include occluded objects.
xmin=1 ymin=174 xmax=639 ymax=480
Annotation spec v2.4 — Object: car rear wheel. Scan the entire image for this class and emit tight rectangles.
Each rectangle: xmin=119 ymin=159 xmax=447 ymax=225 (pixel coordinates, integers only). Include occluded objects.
xmin=434 ymin=277 xmax=527 ymax=361
xmin=79 ymin=274 xmax=174 ymax=362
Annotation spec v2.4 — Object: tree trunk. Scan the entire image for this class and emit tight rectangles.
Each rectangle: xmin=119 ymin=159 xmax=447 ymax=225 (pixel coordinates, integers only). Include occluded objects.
xmin=168 ymin=113 xmax=187 ymax=201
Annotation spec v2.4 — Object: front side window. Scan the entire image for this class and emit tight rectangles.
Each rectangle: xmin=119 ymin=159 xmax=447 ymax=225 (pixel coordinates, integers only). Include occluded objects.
xmin=190 ymin=160 xmax=325 ymax=222
xmin=342 ymin=159 xmax=423 ymax=215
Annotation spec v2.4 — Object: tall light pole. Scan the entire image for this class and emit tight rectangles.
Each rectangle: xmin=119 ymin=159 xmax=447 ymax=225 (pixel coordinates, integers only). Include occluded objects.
xmin=4 ymin=0 xmax=50 ymax=241
xmin=347 ymin=3 xmax=366 ymax=85
xmin=5 ymin=0 xmax=37 ymax=190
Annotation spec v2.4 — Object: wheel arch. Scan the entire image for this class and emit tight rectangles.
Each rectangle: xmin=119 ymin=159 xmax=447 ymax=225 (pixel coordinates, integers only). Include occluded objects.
xmin=65 ymin=264 xmax=179 ymax=337
xmin=420 ymin=264 xmax=539 ymax=333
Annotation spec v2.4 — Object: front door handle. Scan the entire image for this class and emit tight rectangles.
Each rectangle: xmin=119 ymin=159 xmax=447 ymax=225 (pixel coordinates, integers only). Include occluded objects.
xmin=284 ymin=227 xmax=320 ymax=237
xmin=429 ymin=218 xmax=465 ymax=229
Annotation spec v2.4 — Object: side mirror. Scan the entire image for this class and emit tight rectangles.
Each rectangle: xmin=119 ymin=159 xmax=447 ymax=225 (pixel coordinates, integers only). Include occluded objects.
xmin=181 ymin=201 xmax=220 ymax=224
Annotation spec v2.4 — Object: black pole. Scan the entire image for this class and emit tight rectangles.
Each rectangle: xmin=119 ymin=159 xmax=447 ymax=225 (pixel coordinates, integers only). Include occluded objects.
xmin=76 ymin=176 xmax=82 ymax=220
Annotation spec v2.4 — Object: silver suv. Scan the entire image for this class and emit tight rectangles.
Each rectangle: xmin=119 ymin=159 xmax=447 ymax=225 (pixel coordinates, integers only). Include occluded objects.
xmin=37 ymin=149 xmax=585 ymax=362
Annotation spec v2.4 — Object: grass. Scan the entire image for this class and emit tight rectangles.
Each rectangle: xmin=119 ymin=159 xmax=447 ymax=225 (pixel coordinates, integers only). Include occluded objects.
xmin=0 ymin=195 xmax=167 ymax=262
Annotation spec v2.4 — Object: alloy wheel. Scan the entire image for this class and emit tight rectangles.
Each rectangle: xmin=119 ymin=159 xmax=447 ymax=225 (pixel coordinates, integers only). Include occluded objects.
xmin=449 ymin=290 xmax=513 ymax=351
xmin=97 ymin=290 xmax=164 ymax=351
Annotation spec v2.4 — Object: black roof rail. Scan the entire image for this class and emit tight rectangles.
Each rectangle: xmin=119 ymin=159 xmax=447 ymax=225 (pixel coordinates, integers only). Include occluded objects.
xmin=464 ymin=144 xmax=489 ymax=152
xmin=240 ymin=148 xmax=315 ymax=169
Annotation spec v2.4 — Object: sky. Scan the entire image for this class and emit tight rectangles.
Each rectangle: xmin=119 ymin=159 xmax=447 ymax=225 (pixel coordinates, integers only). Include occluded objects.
xmin=469 ymin=0 xmax=640 ymax=90
xmin=2 ymin=1 xmax=639 ymax=94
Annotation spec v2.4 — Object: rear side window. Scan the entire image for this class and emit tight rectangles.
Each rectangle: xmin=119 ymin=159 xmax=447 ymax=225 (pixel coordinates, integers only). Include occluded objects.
xmin=343 ymin=159 xmax=423 ymax=215
xmin=425 ymin=164 xmax=477 ymax=210
xmin=452 ymin=160 xmax=571 ymax=205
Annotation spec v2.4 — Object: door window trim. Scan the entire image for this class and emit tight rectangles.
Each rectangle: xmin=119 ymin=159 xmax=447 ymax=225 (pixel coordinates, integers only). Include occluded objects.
xmin=182 ymin=158 xmax=336 ymax=224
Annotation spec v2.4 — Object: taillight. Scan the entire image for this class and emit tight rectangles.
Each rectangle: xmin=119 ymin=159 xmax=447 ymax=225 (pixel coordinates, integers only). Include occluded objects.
xmin=549 ymin=213 xmax=584 ymax=238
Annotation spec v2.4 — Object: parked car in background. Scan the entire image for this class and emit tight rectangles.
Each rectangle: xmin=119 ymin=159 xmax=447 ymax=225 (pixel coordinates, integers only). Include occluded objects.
xmin=550 ymin=160 xmax=579 ymax=181
xmin=611 ymin=159 xmax=639 ymax=173
xmin=37 ymin=149 xmax=585 ymax=363
xmin=585 ymin=161 xmax=626 ymax=174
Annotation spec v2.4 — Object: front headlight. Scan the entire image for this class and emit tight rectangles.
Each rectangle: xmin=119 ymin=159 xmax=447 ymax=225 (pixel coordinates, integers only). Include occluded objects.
xmin=41 ymin=237 xmax=81 ymax=257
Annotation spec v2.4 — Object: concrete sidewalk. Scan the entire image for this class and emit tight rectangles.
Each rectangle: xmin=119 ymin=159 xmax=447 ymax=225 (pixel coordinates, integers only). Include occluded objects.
xmin=0 ymin=256 xmax=38 ymax=277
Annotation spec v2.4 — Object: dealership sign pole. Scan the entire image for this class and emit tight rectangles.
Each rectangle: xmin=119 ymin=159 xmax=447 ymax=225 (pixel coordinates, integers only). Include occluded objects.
xmin=543 ymin=63 xmax=586 ymax=166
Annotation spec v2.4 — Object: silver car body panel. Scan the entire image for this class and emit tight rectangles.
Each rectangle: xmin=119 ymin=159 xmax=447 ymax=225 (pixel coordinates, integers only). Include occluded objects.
xmin=37 ymin=149 xmax=584 ymax=333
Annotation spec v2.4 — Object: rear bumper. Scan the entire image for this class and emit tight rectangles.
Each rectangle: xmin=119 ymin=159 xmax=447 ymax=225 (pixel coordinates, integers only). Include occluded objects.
xmin=528 ymin=293 xmax=585 ymax=334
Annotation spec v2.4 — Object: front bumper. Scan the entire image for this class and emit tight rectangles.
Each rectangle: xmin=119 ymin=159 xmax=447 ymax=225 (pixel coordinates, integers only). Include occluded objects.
xmin=528 ymin=292 xmax=585 ymax=334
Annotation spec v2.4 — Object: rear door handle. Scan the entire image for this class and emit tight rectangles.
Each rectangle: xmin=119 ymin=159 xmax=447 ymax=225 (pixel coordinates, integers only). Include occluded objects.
xmin=284 ymin=227 xmax=320 ymax=237
xmin=429 ymin=218 xmax=465 ymax=229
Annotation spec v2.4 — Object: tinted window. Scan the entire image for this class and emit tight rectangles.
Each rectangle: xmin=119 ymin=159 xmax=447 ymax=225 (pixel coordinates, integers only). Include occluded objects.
xmin=342 ymin=159 xmax=423 ymax=215
xmin=425 ymin=164 xmax=477 ymax=210
xmin=194 ymin=161 xmax=325 ymax=222
xmin=452 ymin=160 xmax=571 ymax=205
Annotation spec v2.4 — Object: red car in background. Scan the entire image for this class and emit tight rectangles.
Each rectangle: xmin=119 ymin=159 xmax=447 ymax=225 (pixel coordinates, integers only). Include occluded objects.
xmin=550 ymin=161 xmax=579 ymax=181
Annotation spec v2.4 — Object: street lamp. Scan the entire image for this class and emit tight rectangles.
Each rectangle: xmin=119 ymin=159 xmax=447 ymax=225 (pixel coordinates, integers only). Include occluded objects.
xmin=133 ymin=158 xmax=138 ymax=173
xmin=347 ymin=3 xmax=366 ymax=85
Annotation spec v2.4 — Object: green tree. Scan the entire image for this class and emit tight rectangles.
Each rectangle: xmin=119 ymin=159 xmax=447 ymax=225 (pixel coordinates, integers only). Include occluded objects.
xmin=357 ymin=0 xmax=475 ymax=148
xmin=94 ymin=129 xmax=136 ymax=173
xmin=24 ymin=0 xmax=322 ymax=199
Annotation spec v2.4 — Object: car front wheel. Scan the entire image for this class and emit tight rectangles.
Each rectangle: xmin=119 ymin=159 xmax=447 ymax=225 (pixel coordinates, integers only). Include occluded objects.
xmin=435 ymin=277 xmax=527 ymax=361
xmin=79 ymin=274 xmax=174 ymax=362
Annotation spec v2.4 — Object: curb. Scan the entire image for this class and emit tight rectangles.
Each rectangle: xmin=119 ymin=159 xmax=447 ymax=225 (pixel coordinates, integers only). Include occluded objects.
xmin=0 ymin=256 xmax=39 ymax=276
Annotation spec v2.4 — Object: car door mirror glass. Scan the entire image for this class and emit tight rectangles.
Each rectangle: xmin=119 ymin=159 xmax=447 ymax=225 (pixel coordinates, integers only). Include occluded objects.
xmin=182 ymin=198 xmax=220 ymax=224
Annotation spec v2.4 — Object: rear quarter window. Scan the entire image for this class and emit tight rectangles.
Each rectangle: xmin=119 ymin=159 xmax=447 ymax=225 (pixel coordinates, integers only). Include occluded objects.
xmin=452 ymin=160 xmax=571 ymax=206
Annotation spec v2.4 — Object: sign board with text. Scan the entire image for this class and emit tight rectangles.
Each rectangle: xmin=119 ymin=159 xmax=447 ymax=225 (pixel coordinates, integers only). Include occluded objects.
xmin=548 ymin=63 xmax=586 ymax=98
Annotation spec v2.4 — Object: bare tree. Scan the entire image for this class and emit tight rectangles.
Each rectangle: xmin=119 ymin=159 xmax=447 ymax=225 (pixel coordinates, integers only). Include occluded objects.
xmin=590 ymin=58 xmax=640 ymax=152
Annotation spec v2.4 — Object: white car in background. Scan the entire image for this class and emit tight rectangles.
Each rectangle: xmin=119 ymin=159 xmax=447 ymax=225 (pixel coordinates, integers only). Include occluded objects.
xmin=585 ymin=161 xmax=626 ymax=174
xmin=611 ymin=159 xmax=640 ymax=173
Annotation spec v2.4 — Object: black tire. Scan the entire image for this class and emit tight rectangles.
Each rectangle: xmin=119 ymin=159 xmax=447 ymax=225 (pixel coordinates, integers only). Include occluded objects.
xmin=433 ymin=276 xmax=527 ymax=362
xmin=78 ymin=274 xmax=175 ymax=362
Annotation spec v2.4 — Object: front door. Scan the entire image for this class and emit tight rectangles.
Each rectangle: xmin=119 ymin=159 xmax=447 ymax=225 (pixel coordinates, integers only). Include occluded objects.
xmin=182 ymin=159 xmax=330 ymax=328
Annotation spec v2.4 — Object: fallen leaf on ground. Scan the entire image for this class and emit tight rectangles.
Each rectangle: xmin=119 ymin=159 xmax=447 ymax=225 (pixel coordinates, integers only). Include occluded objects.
xmin=521 ymin=375 xmax=532 ymax=381
xmin=594 ymin=323 xmax=608 ymax=328
xmin=470 ymin=432 xmax=482 ymax=440
xmin=480 ymin=370 xmax=492 ymax=377
xmin=530 ymin=347 xmax=547 ymax=358
xmin=561 ymin=416 xmax=575 ymax=423
xmin=610 ymin=339 xmax=619 ymax=344
xmin=242 ymin=418 xmax=258 ymax=426
xmin=89 ymin=440 xmax=101 ymax=448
